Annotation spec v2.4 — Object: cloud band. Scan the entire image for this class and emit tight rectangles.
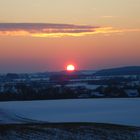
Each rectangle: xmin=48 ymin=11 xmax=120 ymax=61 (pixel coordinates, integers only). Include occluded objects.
xmin=0 ymin=23 xmax=139 ymax=37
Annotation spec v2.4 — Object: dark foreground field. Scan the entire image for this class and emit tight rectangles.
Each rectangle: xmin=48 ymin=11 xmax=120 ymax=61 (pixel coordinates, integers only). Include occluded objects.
xmin=0 ymin=123 xmax=140 ymax=140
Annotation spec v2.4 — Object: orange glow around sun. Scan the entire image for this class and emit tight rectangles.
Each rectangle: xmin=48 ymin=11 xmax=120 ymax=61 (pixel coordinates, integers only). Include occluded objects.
xmin=66 ymin=64 xmax=75 ymax=71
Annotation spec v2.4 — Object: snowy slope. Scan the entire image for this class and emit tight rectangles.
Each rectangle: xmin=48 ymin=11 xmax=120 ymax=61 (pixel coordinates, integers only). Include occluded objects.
xmin=0 ymin=98 xmax=140 ymax=126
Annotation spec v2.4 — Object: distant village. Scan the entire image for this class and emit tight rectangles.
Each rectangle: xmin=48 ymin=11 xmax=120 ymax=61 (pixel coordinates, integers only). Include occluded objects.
xmin=0 ymin=67 xmax=140 ymax=101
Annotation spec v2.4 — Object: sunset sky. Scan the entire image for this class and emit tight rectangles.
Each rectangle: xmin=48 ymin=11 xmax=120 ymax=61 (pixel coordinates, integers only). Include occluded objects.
xmin=0 ymin=0 xmax=140 ymax=73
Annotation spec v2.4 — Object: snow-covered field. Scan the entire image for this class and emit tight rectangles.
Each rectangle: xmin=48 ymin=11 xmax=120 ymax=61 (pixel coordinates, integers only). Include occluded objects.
xmin=0 ymin=98 xmax=140 ymax=126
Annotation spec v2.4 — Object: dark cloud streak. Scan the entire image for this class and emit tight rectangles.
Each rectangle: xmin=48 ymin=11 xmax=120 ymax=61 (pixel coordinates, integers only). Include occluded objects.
xmin=0 ymin=23 xmax=99 ymax=33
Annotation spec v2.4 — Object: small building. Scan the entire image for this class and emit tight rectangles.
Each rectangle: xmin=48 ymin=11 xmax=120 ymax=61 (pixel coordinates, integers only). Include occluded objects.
xmin=125 ymin=89 xmax=139 ymax=97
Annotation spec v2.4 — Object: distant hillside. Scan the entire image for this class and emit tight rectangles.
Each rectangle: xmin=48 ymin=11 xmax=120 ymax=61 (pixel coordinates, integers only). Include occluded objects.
xmin=95 ymin=66 xmax=140 ymax=76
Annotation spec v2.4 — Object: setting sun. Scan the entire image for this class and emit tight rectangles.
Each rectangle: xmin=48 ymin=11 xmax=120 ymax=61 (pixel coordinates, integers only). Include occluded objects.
xmin=66 ymin=64 xmax=75 ymax=71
